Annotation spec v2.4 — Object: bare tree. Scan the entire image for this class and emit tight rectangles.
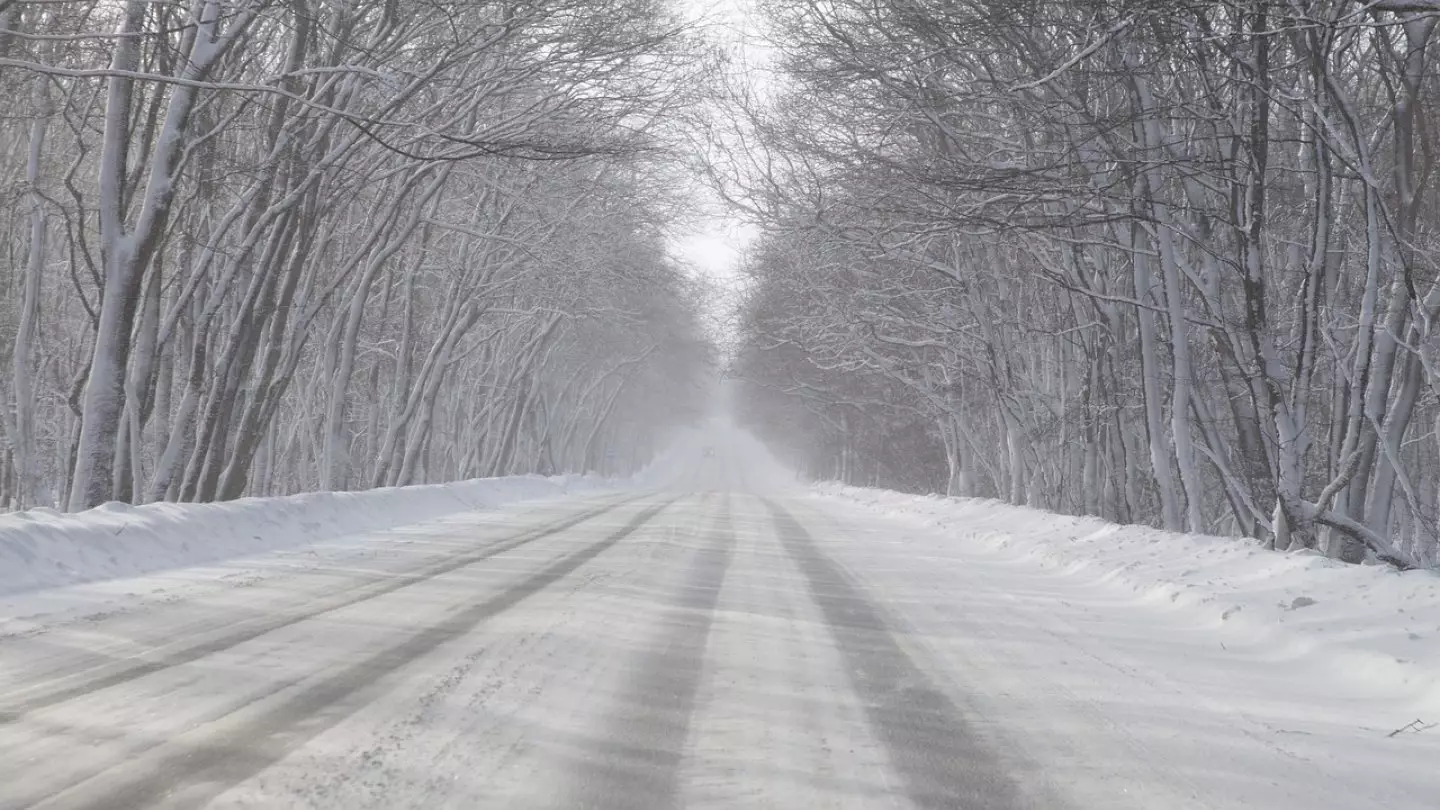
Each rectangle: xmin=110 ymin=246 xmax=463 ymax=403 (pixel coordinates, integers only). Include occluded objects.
xmin=0 ymin=0 xmax=717 ymax=511
xmin=730 ymin=0 xmax=1440 ymax=567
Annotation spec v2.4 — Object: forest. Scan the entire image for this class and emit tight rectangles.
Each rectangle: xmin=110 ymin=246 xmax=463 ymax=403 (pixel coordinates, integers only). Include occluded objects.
xmin=0 ymin=0 xmax=714 ymax=511
xmin=730 ymin=0 xmax=1440 ymax=565
xmin=6 ymin=0 xmax=1440 ymax=570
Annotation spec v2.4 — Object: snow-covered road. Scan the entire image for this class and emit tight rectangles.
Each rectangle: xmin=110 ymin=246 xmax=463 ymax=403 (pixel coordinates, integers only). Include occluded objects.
xmin=1 ymin=447 xmax=1437 ymax=808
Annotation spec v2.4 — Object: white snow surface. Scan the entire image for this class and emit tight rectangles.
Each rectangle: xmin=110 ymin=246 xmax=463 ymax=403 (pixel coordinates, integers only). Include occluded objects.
xmin=796 ymin=482 xmax=1440 ymax=807
xmin=0 ymin=419 xmax=780 ymax=605
xmin=0 ymin=474 xmax=613 ymax=598
xmin=5 ymin=427 xmax=1440 ymax=808
xmin=815 ymin=481 xmax=1440 ymax=720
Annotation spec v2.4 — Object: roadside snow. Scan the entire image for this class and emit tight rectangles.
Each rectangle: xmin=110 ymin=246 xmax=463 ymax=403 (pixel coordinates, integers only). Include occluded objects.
xmin=0 ymin=475 xmax=613 ymax=598
xmin=813 ymin=483 xmax=1440 ymax=721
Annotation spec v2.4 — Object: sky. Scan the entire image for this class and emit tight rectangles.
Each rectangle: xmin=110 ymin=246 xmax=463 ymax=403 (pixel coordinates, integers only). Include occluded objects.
xmin=668 ymin=0 xmax=770 ymax=295
xmin=672 ymin=220 xmax=754 ymax=285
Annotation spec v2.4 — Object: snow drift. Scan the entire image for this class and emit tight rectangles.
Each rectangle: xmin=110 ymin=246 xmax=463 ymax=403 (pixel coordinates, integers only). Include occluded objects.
xmin=815 ymin=483 xmax=1440 ymax=716
xmin=0 ymin=420 xmax=761 ymax=601
xmin=0 ymin=475 xmax=612 ymax=598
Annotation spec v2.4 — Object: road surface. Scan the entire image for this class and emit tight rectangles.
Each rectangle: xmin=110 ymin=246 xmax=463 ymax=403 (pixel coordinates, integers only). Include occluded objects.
xmin=0 ymin=448 xmax=1436 ymax=809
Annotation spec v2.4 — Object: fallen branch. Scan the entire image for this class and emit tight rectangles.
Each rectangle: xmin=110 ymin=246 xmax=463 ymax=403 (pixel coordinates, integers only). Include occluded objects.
xmin=1386 ymin=719 xmax=1435 ymax=737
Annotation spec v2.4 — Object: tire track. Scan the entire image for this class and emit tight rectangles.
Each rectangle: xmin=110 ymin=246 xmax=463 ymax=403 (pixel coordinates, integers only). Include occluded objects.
xmin=761 ymin=498 xmax=1023 ymax=810
xmin=0 ymin=495 xmax=643 ymax=726
xmin=28 ymin=497 xmax=679 ymax=810
xmin=561 ymin=493 xmax=736 ymax=809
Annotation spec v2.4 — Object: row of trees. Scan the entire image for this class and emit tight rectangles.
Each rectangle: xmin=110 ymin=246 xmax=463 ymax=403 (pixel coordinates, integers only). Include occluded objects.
xmin=731 ymin=0 xmax=1440 ymax=566
xmin=0 ymin=0 xmax=714 ymax=511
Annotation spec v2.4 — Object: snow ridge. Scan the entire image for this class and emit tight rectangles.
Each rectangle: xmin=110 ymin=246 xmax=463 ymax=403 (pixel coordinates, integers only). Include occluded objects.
xmin=0 ymin=475 xmax=613 ymax=598
xmin=815 ymin=482 xmax=1440 ymax=718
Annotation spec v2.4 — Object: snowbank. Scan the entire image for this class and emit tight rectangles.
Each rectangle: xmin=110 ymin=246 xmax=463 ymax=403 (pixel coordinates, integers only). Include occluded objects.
xmin=0 ymin=474 xmax=613 ymax=598
xmin=814 ymin=483 xmax=1440 ymax=715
